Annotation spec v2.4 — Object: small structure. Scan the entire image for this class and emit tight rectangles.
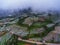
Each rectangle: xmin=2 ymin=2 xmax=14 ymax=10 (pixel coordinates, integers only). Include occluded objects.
xmin=46 ymin=24 xmax=55 ymax=28
xmin=38 ymin=16 xmax=46 ymax=22
xmin=0 ymin=23 xmax=4 ymax=26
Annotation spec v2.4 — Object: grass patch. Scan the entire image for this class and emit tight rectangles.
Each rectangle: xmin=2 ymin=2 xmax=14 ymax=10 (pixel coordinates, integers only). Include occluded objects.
xmin=18 ymin=41 xmax=33 ymax=45
xmin=18 ymin=41 xmax=26 ymax=45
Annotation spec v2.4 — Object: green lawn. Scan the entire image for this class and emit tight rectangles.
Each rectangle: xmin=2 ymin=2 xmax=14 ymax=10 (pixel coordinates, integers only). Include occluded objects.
xmin=18 ymin=41 xmax=33 ymax=45
xmin=18 ymin=41 xmax=26 ymax=45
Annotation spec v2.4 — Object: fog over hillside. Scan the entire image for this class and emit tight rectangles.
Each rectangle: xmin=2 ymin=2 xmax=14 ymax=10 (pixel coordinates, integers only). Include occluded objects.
xmin=0 ymin=0 xmax=60 ymax=17
xmin=0 ymin=0 xmax=60 ymax=11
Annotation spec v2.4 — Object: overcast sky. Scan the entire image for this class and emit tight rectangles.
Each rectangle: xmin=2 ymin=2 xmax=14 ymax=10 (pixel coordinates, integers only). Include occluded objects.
xmin=0 ymin=0 xmax=60 ymax=11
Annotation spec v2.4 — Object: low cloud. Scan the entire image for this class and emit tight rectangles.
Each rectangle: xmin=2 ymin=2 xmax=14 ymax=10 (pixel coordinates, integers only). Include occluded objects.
xmin=0 ymin=0 xmax=60 ymax=11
